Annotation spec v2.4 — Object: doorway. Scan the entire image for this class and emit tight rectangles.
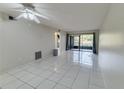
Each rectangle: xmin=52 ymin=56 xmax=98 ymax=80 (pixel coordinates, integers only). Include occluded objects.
xmin=66 ymin=33 xmax=95 ymax=53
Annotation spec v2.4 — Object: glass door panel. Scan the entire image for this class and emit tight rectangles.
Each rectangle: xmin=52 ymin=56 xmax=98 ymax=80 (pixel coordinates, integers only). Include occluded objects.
xmin=80 ymin=34 xmax=93 ymax=51
xmin=73 ymin=35 xmax=79 ymax=50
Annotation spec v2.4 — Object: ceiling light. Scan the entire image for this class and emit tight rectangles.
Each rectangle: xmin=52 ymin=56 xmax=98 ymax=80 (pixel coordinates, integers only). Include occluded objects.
xmin=15 ymin=8 xmax=41 ymax=23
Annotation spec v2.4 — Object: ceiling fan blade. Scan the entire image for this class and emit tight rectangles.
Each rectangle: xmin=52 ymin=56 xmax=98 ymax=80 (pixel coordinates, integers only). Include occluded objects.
xmin=22 ymin=3 xmax=35 ymax=9
xmin=15 ymin=14 xmax=23 ymax=20
xmin=34 ymin=12 xmax=49 ymax=20
xmin=33 ymin=16 xmax=40 ymax=23
xmin=27 ymin=9 xmax=49 ymax=20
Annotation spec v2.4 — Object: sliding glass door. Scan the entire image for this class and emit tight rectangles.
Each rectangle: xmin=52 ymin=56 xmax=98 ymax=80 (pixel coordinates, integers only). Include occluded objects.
xmin=80 ymin=34 xmax=93 ymax=51
xmin=66 ymin=33 xmax=94 ymax=52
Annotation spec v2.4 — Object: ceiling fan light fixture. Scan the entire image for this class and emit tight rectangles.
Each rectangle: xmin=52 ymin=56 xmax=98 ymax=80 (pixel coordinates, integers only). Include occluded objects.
xmin=23 ymin=13 xmax=28 ymax=19
xmin=15 ymin=8 xmax=41 ymax=24
xmin=28 ymin=13 xmax=34 ymax=20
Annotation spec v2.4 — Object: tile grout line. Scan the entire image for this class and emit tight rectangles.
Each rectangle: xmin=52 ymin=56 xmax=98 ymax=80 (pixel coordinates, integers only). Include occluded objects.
xmin=70 ymin=66 xmax=81 ymax=88
xmin=87 ymin=66 xmax=92 ymax=88
xmin=52 ymin=65 xmax=73 ymax=89
xmin=87 ymin=53 xmax=94 ymax=89
xmin=33 ymin=62 xmax=66 ymax=89
xmin=7 ymin=72 xmax=36 ymax=89
xmin=19 ymin=58 xmax=68 ymax=89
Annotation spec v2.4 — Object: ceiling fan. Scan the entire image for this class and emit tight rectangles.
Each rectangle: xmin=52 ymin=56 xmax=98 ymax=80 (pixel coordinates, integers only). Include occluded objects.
xmin=13 ymin=3 xmax=49 ymax=23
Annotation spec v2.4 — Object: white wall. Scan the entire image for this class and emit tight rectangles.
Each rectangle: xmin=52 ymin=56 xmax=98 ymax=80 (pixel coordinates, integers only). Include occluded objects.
xmin=0 ymin=16 xmax=61 ymax=72
xmin=0 ymin=12 xmax=8 ymax=21
xmin=99 ymin=4 xmax=124 ymax=88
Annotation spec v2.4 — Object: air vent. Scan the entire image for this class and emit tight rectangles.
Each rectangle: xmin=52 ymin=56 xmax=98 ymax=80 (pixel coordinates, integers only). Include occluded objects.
xmin=35 ymin=51 xmax=42 ymax=60
xmin=9 ymin=16 xmax=15 ymax=20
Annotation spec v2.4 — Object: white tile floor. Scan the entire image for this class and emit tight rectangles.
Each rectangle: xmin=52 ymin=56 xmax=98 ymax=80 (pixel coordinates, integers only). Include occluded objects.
xmin=0 ymin=50 xmax=105 ymax=89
